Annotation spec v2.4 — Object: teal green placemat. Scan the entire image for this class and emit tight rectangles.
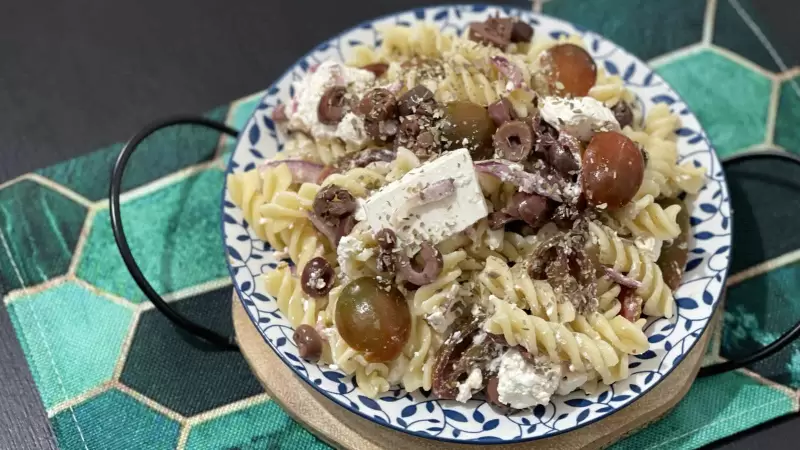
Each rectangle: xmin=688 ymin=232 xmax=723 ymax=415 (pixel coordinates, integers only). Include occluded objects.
xmin=2 ymin=1 xmax=799 ymax=449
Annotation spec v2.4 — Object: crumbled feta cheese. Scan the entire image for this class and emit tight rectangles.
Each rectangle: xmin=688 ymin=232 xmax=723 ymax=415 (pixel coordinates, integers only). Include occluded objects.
xmin=634 ymin=236 xmax=662 ymax=261
xmin=556 ymin=365 xmax=589 ymax=396
xmin=496 ymin=348 xmax=562 ymax=409
xmin=456 ymin=368 xmax=483 ymax=403
xmin=336 ymin=234 xmax=374 ymax=281
xmin=426 ymin=307 xmax=456 ymax=334
xmin=360 ymin=148 xmax=488 ymax=255
xmin=287 ymin=61 xmax=375 ymax=145
xmin=540 ymin=96 xmax=620 ymax=141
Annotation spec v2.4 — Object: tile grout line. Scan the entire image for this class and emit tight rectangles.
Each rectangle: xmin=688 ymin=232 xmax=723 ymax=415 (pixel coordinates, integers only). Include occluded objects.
xmin=111 ymin=309 xmax=142 ymax=380
xmin=25 ymin=174 xmax=94 ymax=209
xmin=47 ymin=381 xmax=114 ymax=418
xmin=0 ymin=230 xmax=90 ymax=450
xmin=66 ymin=209 xmax=97 ymax=276
xmin=727 ymin=248 xmax=800 ymax=286
xmin=702 ymin=0 xmax=718 ymax=44
xmin=71 ymin=278 xmax=138 ymax=311
xmin=187 ymin=392 xmax=272 ymax=426
xmin=114 ymin=381 xmax=187 ymax=423
xmin=3 ymin=276 xmax=70 ymax=306
xmin=737 ymin=368 xmax=798 ymax=401
xmin=708 ymin=44 xmax=776 ymax=79
xmin=92 ymin=159 xmax=219 ymax=210
xmin=647 ymin=42 xmax=706 ymax=68
xmin=176 ymin=424 xmax=192 ymax=450
xmin=764 ymin=78 xmax=780 ymax=145
xmin=778 ymin=67 xmax=800 ymax=81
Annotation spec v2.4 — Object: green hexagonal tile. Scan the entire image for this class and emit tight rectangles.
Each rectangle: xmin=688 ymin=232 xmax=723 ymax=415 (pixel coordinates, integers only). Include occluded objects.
xmin=76 ymin=169 xmax=229 ymax=302
xmin=722 ymin=262 xmax=800 ymax=388
xmin=612 ymin=371 xmax=795 ymax=449
xmin=186 ymin=399 xmax=325 ymax=450
xmin=120 ymin=286 xmax=263 ymax=416
xmin=36 ymin=106 xmax=228 ymax=202
xmin=7 ymin=281 xmax=132 ymax=409
xmin=51 ymin=389 xmax=181 ymax=450
xmin=656 ymin=50 xmax=771 ymax=157
xmin=0 ymin=180 xmax=87 ymax=292
xmin=542 ymin=0 xmax=704 ymax=60
xmin=774 ymin=75 xmax=800 ymax=153
xmin=712 ymin=0 xmax=795 ymax=73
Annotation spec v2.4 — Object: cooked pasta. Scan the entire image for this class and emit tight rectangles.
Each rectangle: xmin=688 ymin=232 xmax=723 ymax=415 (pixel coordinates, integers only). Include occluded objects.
xmin=589 ymin=221 xmax=674 ymax=318
xmin=226 ymin=14 xmax=705 ymax=405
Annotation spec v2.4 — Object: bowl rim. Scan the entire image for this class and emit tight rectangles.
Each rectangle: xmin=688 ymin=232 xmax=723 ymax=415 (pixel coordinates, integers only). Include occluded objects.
xmin=220 ymin=3 xmax=733 ymax=444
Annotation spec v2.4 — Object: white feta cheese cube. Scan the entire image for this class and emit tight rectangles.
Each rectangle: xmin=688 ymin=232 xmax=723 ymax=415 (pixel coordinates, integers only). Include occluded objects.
xmin=360 ymin=148 xmax=488 ymax=255
xmin=540 ymin=96 xmax=620 ymax=141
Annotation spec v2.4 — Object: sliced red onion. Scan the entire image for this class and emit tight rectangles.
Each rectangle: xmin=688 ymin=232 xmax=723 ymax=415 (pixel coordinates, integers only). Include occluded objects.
xmin=475 ymin=159 xmax=578 ymax=203
xmin=395 ymin=242 xmax=443 ymax=286
xmin=490 ymin=56 xmax=525 ymax=90
xmin=349 ymin=148 xmax=397 ymax=168
xmin=307 ymin=211 xmax=339 ymax=248
xmin=259 ymin=159 xmax=327 ymax=184
xmin=604 ymin=267 xmax=642 ymax=289
xmin=271 ymin=103 xmax=288 ymax=122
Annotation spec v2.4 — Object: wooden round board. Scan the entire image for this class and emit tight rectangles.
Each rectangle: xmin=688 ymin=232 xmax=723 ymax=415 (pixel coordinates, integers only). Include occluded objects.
xmin=233 ymin=294 xmax=718 ymax=450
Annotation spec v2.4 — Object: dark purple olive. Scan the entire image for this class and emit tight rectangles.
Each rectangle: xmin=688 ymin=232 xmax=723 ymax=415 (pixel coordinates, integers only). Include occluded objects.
xmin=485 ymin=377 xmax=502 ymax=406
xmin=398 ymin=85 xmax=435 ymax=116
xmin=317 ymin=86 xmax=349 ymax=125
xmin=335 ymin=277 xmax=411 ymax=362
xmin=582 ymin=131 xmax=644 ymax=210
xmin=657 ymin=197 xmax=690 ymax=290
xmin=375 ymin=228 xmax=397 ymax=250
xmin=548 ymin=133 xmax=581 ymax=175
xmin=395 ymin=243 xmax=443 ymax=286
xmin=487 ymin=98 xmax=516 ymax=127
xmin=493 ymin=120 xmax=533 ymax=162
xmin=313 ymin=185 xmax=356 ymax=218
xmin=612 ymin=101 xmax=634 ymax=129
xmin=540 ymin=44 xmax=597 ymax=97
xmin=507 ymin=192 xmax=552 ymax=228
xmin=358 ymin=88 xmax=397 ymax=122
xmin=510 ymin=21 xmax=534 ymax=43
xmin=293 ymin=324 xmax=323 ymax=361
xmin=467 ymin=18 xmax=512 ymax=49
xmin=301 ymin=257 xmax=336 ymax=297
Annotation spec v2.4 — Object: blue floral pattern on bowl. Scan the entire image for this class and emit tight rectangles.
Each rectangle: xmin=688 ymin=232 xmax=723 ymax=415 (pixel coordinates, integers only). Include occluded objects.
xmin=221 ymin=4 xmax=732 ymax=443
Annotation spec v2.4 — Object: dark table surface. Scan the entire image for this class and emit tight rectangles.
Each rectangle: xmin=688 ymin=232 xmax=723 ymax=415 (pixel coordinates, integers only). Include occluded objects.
xmin=1 ymin=1 xmax=798 ymax=449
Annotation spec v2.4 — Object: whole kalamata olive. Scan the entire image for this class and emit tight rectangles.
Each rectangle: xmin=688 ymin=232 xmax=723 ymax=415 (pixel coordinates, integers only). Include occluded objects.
xmin=657 ymin=197 xmax=691 ymax=290
xmin=581 ymin=131 xmax=644 ymax=210
xmin=487 ymin=98 xmax=516 ymax=127
xmin=358 ymin=88 xmax=397 ymax=122
xmin=540 ymin=43 xmax=597 ymax=97
xmin=301 ymin=256 xmax=336 ymax=297
xmin=440 ymin=101 xmax=496 ymax=160
xmin=293 ymin=324 xmax=323 ymax=361
xmin=335 ymin=277 xmax=411 ymax=362
xmin=398 ymin=85 xmax=435 ymax=116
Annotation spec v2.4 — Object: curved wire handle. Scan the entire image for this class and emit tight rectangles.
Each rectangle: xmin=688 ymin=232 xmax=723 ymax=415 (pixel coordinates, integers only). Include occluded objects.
xmin=110 ymin=116 xmax=240 ymax=350
xmin=111 ymin=117 xmax=800 ymax=368
xmin=698 ymin=149 xmax=800 ymax=377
